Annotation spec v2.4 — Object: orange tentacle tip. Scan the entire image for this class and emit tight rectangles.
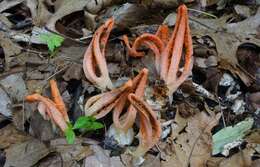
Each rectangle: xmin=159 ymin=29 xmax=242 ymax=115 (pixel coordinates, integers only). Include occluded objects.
xmin=83 ymin=18 xmax=115 ymax=91
xmin=127 ymin=93 xmax=161 ymax=158
xmin=25 ymin=79 xmax=69 ymax=132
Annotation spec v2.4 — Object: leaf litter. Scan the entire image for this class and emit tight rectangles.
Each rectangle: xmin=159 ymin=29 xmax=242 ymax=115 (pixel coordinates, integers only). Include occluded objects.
xmin=0 ymin=0 xmax=259 ymax=167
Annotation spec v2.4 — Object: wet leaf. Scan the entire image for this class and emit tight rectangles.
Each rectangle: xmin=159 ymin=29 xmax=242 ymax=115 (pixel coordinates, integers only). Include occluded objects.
xmin=212 ymin=118 xmax=254 ymax=155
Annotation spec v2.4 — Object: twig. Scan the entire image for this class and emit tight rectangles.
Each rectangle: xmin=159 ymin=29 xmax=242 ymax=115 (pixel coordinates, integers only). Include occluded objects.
xmin=0 ymin=66 xmax=25 ymax=79
xmin=189 ymin=17 xmax=219 ymax=32
xmin=188 ymin=8 xmax=218 ymax=19
xmin=45 ymin=64 xmax=70 ymax=81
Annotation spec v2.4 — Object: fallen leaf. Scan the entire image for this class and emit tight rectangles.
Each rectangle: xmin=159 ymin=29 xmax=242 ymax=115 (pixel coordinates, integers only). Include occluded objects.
xmin=4 ymin=139 xmax=51 ymax=167
xmin=245 ymin=129 xmax=260 ymax=144
xmin=0 ymin=86 xmax=12 ymax=117
xmin=0 ymin=0 xmax=24 ymax=13
xmin=0 ymin=73 xmax=28 ymax=102
xmin=234 ymin=5 xmax=251 ymax=18
xmin=0 ymin=124 xmax=32 ymax=149
xmin=29 ymin=110 xmax=56 ymax=141
xmin=46 ymin=0 xmax=88 ymax=32
xmin=26 ymin=0 xmax=52 ymax=26
xmin=0 ymin=32 xmax=21 ymax=70
xmin=50 ymin=138 xmax=92 ymax=162
xmin=84 ymin=145 xmax=124 ymax=167
xmin=212 ymin=118 xmax=254 ymax=155
xmin=162 ymin=111 xmax=221 ymax=167
xmin=225 ymin=7 xmax=260 ymax=36
xmin=97 ymin=3 xmax=163 ymax=30
xmin=218 ymin=146 xmax=254 ymax=167
xmin=62 ymin=63 xmax=83 ymax=81
xmin=252 ymin=159 xmax=260 ymax=167
xmin=247 ymin=92 xmax=260 ymax=110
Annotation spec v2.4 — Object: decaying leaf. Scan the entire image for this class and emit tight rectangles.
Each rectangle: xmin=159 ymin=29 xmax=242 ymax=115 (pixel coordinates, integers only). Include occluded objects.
xmin=0 ymin=124 xmax=32 ymax=149
xmin=225 ymin=7 xmax=260 ymax=36
xmin=0 ymin=73 xmax=28 ymax=102
xmin=45 ymin=0 xmax=88 ymax=32
xmin=212 ymin=118 xmax=254 ymax=155
xmin=0 ymin=32 xmax=21 ymax=70
xmin=0 ymin=86 xmax=12 ymax=117
xmin=245 ymin=129 xmax=260 ymax=144
xmin=218 ymin=146 xmax=254 ymax=167
xmin=206 ymin=146 xmax=254 ymax=167
xmin=4 ymin=139 xmax=51 ymax=167
xmin=0 ymin=0 xmax=24 ymax=13
xmin=50 ymin=138 xmax=92 ymax=162
xmin=26 ymin=0 xmax=52 ymax=26
xmin=84 ymin=145 xmax=124 ymax=167
xmin=97 ymin=3 xmax=163 ymax=30
xmin=162 ymin=111 xmax=221 ymax=167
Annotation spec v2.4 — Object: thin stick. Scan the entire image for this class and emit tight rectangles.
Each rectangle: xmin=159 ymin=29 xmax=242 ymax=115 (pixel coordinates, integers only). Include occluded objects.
xmin=188 ymin=8 xmax=218 ymax=19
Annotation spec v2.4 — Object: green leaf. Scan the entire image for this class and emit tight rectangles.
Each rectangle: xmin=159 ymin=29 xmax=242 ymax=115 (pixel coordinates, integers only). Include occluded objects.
xmin=73 ymin=116 xmax=104 ymax=131
xmin=90 ymin=122 xmax=104 ymax=130
xmin=39 ymin=32 xmax=64 ymax=52
xmin=212 ymin=118 xmax=254 ymax=155
xmin=65 ymin=123 xmax=75 ymax=144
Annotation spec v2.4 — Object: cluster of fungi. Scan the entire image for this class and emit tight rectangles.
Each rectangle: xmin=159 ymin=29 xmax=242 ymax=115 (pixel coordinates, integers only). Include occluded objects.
xmin=26 ymin=4 xmax=193 ymax=159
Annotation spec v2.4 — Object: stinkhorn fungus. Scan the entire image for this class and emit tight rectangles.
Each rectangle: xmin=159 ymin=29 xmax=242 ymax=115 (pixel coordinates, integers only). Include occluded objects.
xmin=84 ymin=79 xmax=133 ymax=119
xmin=84 ymin=69 xmax=150 ymax=146
xmin=83 ymin=18 xmax=114 ymax=91
xmin=128 ymin=93 xmax=161 ymax=162
xmin=85 ymin=68 xmax=148 ymax=127
xmin=113 ymin=68 xmax=148 ymax=133
xmin=26 ymin=79 xmax=69 ymax=132
xmin=122 ymin=4 xmax=193 ymax=96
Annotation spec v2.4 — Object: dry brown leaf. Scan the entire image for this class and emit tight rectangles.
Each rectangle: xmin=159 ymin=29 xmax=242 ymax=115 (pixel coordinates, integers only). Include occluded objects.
xmin=97 ymin=3 xmax=163 ymax=30
xmin=0 ymin=32 xmax=21 ymax=70
xmin=62 ymin=63 xmax=83 ymax=81
xmin=84 ymin=145 xmax=124 ymax=167
xmin=247 ymin=92 xmax=260 ymax=110
xmin=26 ymin=0 xmax=52 ymax=26
xmin=46 ymin=0 xmax=88 ymax=32
xmin=50 ymin=138 xmax=93 ymax=162
xmin=219 ymin=146 xmax=254 ymax=167
xmin=245 ymin=129 xmax=260 ymax=144
xmin=4 ymin=139 xmax=51 ymax=167
xmin=206 ymin=146 xmax=255 ymax=167
xmin=0 ymin=124 xmax=32 ymax=149
xmin=0 ymin=0 xmax=24 ymax=13
xmin=37 ymin=154 xmax=76 ymax=167
xmin=170 ymin=109 xmax=189 ymax=140
xmin=225 ymin=7 xmax=260 ymax=36
xmin=162 ymin=111 xmax=221 ymax=167
xmin=193 ymin=30 xmax=259 ymax=86
xmin=252 ymin=159 xmax=260 ymax=167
